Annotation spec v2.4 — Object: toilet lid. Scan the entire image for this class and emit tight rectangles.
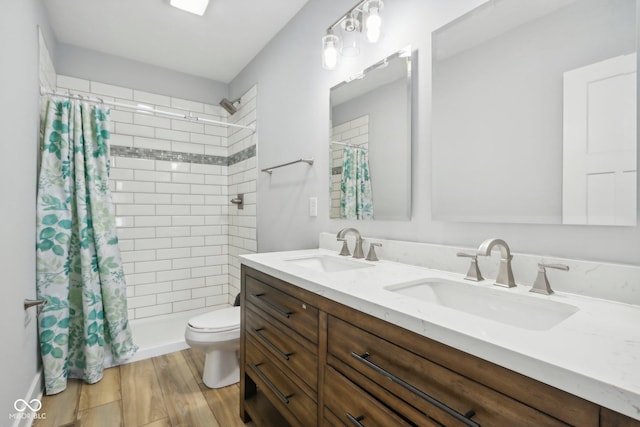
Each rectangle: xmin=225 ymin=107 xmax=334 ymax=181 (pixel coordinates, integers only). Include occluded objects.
xmin=188 ymin=306 xmax=240 ymax=332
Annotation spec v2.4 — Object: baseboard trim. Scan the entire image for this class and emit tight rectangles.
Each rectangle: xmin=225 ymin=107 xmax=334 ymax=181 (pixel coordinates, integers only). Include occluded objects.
xmin=10 ymin=369 xmax=43 ymax=427
xmin=126 ymin=340 xmax=190 ymax=364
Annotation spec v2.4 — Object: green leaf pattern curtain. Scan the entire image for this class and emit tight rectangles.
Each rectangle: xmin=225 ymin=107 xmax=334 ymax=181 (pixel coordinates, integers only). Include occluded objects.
xmin=340 ymin=147 xmax=374 ymax=220
xmin=36 ymin=99 xmax=137 ymax=395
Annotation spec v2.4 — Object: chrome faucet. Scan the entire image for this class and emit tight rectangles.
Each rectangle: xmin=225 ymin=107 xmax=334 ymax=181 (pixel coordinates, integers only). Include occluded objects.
xmin=477 ymin=238 xmax=516 ymax=288
xmin=336 ymin=228 xmax=365 ymax=259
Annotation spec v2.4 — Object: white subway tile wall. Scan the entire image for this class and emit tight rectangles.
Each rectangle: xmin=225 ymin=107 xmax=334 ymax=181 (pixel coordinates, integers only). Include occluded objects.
xmin=227 ymin=86 xmax=258 ymax=299
xmin=56 ymin=75 xmax=258 ymax=320
xmin=330 ymin=115 xmax=369 ymax=218
xmin=38 ymin=30 xmax=57 ymax=116
xmin=38 ymin=35 xmax=56 ymax=92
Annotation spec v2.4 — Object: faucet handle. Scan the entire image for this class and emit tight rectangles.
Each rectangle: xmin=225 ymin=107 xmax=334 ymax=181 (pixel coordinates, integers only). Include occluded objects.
xmin=337 ymin=238 xmax=351 ymax=256
xmin=530 ymin=263 xmax=569 ymax=295
xmin=457 ymin=252 xmax=476 ymax=258
xmin=457 ymin=252 xmax=484 ymax=282
xmin=366 ymin=243 xmax=382 ymax=261
xmin=539 ymin=263 xmax=570 ymax=272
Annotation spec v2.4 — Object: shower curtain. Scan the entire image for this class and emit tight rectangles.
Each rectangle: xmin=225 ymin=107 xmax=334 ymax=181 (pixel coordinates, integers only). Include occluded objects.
xmin=36 ymin=98 xmax=136 ymax=395
xmin=340 ymin=147 xmax=374 ymax=220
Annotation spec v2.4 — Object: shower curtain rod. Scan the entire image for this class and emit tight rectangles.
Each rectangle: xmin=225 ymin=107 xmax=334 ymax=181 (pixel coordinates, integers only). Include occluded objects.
xmin=331 ymin=140 xmax=368 ymax=149
xmin=40 ymin=88 xmax=256 ymax=133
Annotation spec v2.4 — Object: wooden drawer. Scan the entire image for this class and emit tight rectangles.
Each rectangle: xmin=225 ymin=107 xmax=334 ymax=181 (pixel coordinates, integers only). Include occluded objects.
xmin=323 ymin=410 xmax=342 ymax=427
xmin=323 ymin=366 xmax=417 ymax=427
xmin=245 ymin=273 xmax=318 ymax=344
xmin=246 ymin=306 xmax=318 ymax=391
xmin=328 ymin=315 xmax=569 ymax=427
xmin=246 ymin=335 xmax=317 ymax=427
xmin=601 ymin=408 xmax=640 ymax=427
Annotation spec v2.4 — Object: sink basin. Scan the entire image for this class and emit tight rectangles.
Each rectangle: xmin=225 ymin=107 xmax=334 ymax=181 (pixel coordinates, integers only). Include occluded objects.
xmin=285 ymin=255 xmax=374 ymax=273
xmin=386 ymin=279 xmax=578 ymax=331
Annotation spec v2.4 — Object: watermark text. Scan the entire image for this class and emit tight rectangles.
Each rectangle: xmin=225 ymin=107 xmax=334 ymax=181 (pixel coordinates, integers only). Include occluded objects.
xmin=9 ymin=399 xmax=46 ymax=421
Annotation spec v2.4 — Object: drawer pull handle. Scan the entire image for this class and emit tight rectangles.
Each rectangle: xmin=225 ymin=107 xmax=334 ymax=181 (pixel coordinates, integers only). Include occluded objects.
xmin=251 ymin=293 xmax=292 ymax=318
xmin=351 ymin=352 xmax=480 ymax=427
xmin=346 ymin=413 xmax=365 ymax=426
xmin=253 ymin=328 xmax=292 ymax=361
xmin=250 ymin=363 xmax=293 ymax=405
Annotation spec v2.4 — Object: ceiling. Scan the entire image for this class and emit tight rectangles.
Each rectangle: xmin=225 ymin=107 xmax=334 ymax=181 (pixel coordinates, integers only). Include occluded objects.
xmin=42 ymin=0 xmax=310 ymax=83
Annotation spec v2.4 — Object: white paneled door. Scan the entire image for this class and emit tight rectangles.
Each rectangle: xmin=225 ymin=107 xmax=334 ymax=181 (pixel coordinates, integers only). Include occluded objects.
xmin=563 ymin=53 xmax=637 ymax=225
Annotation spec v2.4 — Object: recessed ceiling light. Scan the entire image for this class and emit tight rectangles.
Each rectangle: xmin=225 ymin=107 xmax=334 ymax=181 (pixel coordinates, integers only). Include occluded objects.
xmin=170 ymin=0 xmax=210 ymax=16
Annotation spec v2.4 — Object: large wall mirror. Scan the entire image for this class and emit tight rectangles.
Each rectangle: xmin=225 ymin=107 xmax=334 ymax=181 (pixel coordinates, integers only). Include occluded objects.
xmin=330 ymin=46 xmax=413 ymax=221
xmin=432 ymin=0 xmax=637 ymax=226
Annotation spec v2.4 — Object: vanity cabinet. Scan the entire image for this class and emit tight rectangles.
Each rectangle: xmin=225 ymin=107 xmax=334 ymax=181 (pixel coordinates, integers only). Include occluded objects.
xmin=241 ymin=269 xmax=320 ymax=427
xmin=240 ymin=265 xmax=639 ymax=427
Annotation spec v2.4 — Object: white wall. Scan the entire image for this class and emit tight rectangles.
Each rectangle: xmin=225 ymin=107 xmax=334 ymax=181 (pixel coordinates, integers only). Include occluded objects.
xmin=231 ymin=0 xmax=640 ymax=266
xmin=0 ymin=0 xmax=55 ymax=421
xmin=230 ymin=0 xmax=352 ymax=253
xmin=55 ymin=43 xmax=228 ymax=105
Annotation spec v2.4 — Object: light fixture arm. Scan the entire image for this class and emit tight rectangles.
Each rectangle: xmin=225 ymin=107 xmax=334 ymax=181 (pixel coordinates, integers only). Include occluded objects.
xmin=326 ymin=0 xmax=369 ymax=33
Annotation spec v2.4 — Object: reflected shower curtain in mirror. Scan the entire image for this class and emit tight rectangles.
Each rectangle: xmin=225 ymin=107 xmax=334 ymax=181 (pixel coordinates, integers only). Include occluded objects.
xmin=340 ymin=147 xmax=374 ymax=220
xmin=36 ymin=99 xmax=137 ymax=395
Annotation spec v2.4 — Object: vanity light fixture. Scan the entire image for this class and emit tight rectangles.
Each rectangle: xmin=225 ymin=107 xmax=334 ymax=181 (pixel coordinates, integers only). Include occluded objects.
xmin=341 ymin=12 xmax=361 ymax=57
xmin=322 ymin=0 xmax=385 ymax=70
xmin=363 ymin=0 xmax=383 ymax=43
xmin=322 ymin=32 xmax=341 ymax=70
xmin=170 ymin=0 xmax=210 ymax=16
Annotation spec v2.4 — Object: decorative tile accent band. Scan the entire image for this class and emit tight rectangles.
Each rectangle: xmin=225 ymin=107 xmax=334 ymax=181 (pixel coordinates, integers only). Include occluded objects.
xmin=110 ymin=144 xmax=256 ymax=166
xmin=228 ymin=144 xmax=256 ymax=166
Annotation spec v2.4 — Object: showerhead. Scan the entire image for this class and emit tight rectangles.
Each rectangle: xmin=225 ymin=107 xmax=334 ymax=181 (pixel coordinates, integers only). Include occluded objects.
xmin=219 ymin=97 xmax=240 ymax=115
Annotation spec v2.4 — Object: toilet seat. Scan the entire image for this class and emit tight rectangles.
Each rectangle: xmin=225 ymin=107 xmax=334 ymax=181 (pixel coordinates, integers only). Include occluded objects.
xmin=188 ymin=306 xmax=240 ymax=332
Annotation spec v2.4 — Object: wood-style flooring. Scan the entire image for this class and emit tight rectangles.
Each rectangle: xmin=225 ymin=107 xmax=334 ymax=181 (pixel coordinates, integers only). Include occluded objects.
xmin=34 ymin=348 xmax=252 ymax=427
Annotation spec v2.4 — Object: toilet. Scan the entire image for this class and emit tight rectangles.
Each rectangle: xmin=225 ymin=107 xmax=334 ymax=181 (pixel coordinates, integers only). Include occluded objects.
xmin=184 ymin=306 xmax=241 ymax=388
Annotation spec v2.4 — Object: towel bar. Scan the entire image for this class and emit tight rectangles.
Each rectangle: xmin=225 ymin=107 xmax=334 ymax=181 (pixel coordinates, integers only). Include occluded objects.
xmin=262 ymin=158 xmax=314 ymax=174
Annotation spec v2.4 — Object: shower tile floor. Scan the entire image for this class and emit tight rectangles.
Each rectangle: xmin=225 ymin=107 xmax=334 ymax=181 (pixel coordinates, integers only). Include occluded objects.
xmin=34 ymin=348 xmax=252 ymax=427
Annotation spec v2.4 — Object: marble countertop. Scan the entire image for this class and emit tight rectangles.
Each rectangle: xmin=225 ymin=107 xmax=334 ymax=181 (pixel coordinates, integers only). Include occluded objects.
xmin=240 ymin=248 xmax=640 ymax=421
